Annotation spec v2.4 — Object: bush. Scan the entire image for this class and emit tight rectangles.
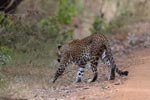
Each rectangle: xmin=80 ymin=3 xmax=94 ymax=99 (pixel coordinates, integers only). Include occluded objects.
xmin=39 ymin=16 xmax=73 ymax=43
xmin=91 ymin=16 xmax=106 ymax=33
xmin=91 ymin=16 xmax=112 ymax=34
xmin=0 ymin=46 xmax=12 ymax=65
xmin=57 ymin=0 xmax=76 ymax=25
xmin=0 ymin=0 xmax=77 ymax=67
xmin=91 ymin=12 xmax=132 ymax=34
xmin=0 ymin=12 xmax=13 ymax=31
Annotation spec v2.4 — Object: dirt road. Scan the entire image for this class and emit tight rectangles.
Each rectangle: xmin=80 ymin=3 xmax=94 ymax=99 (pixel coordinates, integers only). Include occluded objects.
xmin=111 ymin=48 xmax=150 ymax=100
xmin=63 ymin=48 xmax=150 ymax=100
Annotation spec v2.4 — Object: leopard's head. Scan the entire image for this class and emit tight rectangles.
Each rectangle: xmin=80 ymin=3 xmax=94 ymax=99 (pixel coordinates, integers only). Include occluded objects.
xmin=57 ymin=44 xmax=62 ymax=62
xmin=57 ymin=44 xmax=70 ymax=63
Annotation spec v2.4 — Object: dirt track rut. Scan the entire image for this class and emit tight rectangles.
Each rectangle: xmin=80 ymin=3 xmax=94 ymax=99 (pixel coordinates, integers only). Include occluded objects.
xmin=64 ymin=48 xmax=150 ymax=100
xmin=111 ymin=48 xmax=150 ymax=100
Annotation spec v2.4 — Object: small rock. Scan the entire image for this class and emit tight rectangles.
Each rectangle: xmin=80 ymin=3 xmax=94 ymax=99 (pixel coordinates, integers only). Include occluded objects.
xmin=114 ymin=82 xmax=121 ymax=85
xmin=47 ymin=98 xmax=63 ymax=100
xmin=64 ymin=89 xmax=71 ymax=94
xmin=114 ymin=79 xmax=122 ymax=85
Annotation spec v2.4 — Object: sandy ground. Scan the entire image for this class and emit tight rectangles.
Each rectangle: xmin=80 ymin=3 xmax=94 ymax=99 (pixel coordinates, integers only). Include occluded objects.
xmin=110 ymin=48 xmax=150 ymax=100
xmin=62 ymin=48 xmax=150 ymax=100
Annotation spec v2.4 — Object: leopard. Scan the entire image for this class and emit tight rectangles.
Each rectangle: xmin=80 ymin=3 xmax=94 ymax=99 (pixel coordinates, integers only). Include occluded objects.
xmin=52 ymin=33 xmax=128 ymax=83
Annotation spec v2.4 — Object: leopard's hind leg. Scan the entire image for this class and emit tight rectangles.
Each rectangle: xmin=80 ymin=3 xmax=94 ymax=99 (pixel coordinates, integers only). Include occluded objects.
xmin=101 ymin=49 xmax=115 ymax=80
xmin=101 ymin=49 xmax=128 ymax=80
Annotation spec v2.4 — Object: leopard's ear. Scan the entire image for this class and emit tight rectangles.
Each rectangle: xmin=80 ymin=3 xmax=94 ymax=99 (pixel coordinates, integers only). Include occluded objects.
xmin=57 ymin=58 xmax=61 ymax=62
xmin=57 ymin=44 xmax=62 ymax=49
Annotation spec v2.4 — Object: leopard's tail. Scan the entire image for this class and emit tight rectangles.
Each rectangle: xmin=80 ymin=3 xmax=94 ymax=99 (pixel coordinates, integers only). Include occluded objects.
xmin=103 ymin=41 xmax=129 ymax=77
xmin=115 ymin=66 xmax=128 ymax=76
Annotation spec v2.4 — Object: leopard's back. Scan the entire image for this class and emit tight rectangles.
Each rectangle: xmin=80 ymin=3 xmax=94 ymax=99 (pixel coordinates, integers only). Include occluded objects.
xmin=61 ymin=34 xmax=110 ymax=64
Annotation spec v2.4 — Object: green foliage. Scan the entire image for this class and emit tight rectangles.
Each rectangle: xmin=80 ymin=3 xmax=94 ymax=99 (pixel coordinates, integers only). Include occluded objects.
xmin=39 ymin=16 xmax=60 ymax=38
xmin=91 ymin=16 xmax=111 ymax=34
xmin=91 ymin=14 xmax=130 ymax=34
xmin=75 ymin=0 xmax=84 ymax=13
xmin=0 ymin=0 xmax=77 ymax=67
xmin=0 ymin=46 xmax=12 ymax=65
xmin=0 ymin=46 xmax=13 ymax=55
xmin=57 ymin=0 xmax=76 ymax=25
xmin=39 ymin=16 xmax=73 ymax=43
xmin=91 ymin=16 xmax=106 ymax=33
xmin=0 ymin=12 xmax=13 ymax=30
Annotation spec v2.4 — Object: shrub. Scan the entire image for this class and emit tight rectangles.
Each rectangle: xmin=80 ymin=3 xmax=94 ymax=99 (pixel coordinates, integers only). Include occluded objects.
xmin=91 ymin=16 xmax=111 ymax=34
xmin=57 ymin=0 xmax=76 ymax=25
xmin=0 ymin=0 xmax=77 ymax=67
xmin=0 ymin=46 xmax=12 ymax=65
xmin=0 ymin=12 xmax=13 ymax=31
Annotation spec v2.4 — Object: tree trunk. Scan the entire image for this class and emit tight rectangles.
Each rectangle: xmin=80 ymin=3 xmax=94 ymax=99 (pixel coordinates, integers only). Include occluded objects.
xmin=0 ymin=0 xmax=23 ymax=13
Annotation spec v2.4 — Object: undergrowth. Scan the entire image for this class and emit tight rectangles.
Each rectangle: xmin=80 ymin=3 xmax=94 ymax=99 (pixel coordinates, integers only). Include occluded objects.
xmin=0 ymin=0 xmax=78 ymax=68
xmin=0 ymin=0 xmax=79 ymax=90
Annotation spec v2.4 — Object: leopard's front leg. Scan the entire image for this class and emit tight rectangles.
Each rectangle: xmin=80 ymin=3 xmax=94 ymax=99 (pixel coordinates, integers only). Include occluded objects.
xmin=75 ymin=67 xmax=85 ymax=82
xmin=52 ymin=64 xmax=67 ymax=83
